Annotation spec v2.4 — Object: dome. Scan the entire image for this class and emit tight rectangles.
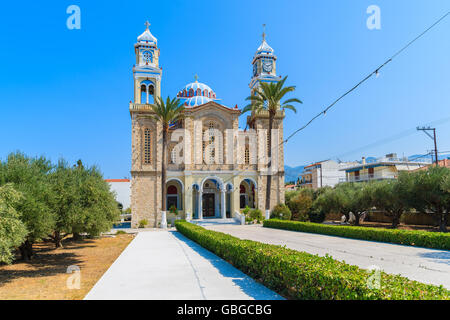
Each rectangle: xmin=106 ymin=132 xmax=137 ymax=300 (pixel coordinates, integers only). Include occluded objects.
xmin=177 ymin=79 xmax=217 ymax=107
xmin=256 ymin=39 xmax=274 ymax=54
xmin=183 ymin=96 xmax=213 ymax=107
xmin=137 ymin=23 xmax=157 ymax=44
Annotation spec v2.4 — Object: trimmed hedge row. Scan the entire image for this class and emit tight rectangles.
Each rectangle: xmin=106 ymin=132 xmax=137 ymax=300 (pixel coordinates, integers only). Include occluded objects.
xmin=175 ymin=220 xmax=449 ymax=300
xmin=263 ymin=219 xmax=450 ymax=250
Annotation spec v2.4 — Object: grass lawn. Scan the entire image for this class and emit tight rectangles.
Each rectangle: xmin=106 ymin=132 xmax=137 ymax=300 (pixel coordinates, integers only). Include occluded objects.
xmin=0 ymin=234 xmax=134 ymax=300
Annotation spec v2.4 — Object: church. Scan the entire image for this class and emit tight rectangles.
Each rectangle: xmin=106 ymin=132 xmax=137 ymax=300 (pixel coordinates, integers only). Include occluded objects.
xmin=130 ymin=22 xmax=286 ymax=228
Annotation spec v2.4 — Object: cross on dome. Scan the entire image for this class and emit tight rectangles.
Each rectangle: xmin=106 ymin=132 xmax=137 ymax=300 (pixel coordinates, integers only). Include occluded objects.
xmin=262 ymin=24 xmax=266 ymax=41
xmin=144 ymin=21 xmax=151 ymax=29
xmin=194 ymin=74 xmax=199 ymax=82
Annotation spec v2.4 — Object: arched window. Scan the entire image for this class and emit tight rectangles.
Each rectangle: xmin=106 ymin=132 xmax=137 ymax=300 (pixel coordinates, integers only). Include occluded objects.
xmin=140 ymin=80 xmax=155 ymax=104
xmin=245 ymin=145 xmax=250 ymax=165
xmin=143 ymin=128 xmax=151 ymax=164
xmin=140 ymin=84 xmax=147 ymax=104
xmin=203 ymin=89 xmax=208 ymax=97
xmin=196 ymin=89 xmax=201 ymax=96
xmin=189 ymin=89 xmax=194 ymax=97
xmin=167 ymin=185 xmax=178 ymax=194
xmin=183 ymin=89 xmax=187 ymax=97
xmin=148 ymin=85 xmax=155 ymax=104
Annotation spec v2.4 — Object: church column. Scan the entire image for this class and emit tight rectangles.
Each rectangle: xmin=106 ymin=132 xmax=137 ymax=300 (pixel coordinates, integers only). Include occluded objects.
xmin=221 ymin=189 xmax=226 ymax=219
xmin=198 ymin=189 xmax=203 ymax=220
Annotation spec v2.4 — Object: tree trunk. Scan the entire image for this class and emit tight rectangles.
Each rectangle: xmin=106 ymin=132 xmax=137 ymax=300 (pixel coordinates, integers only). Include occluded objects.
xmin=72 ymin=232 xmax=82 ymax=241
xmin=392 ymin=215 xmax=400 ymax=228
xmin=161 ymin=126 xmax=168 ymax=213
xmin=54 ymin=231 xmax=62 ymax=248
xmin=265 ymin=113 xmax=274 ymax=213
xmin=439 ymin=213 xmax=448 ymax=232
xmin=19 ymin=240 xmax=33 ymax=261
xmin=353 ymin=213 xmax=361 ymax=226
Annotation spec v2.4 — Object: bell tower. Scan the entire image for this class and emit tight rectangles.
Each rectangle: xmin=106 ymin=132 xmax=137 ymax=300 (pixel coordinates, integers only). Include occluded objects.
xmin=133 ymin=21 xmax=162 ymax=105
xmin=249 ymin=25 xmax=281 ymax=96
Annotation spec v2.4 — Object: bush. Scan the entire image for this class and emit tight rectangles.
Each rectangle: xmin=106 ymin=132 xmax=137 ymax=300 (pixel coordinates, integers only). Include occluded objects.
xmin=175 ymin=220 xmax=450 ymax=300
xmin=270 ymin=204 xmax=292 ymax=220
xmin=263 ymin=219 xmax=450 ymax=250
xmin=308 ymin=210 xmax=326 ymax=223
xmin=288 ymin=191 xmax=313 ymax=221
xmin=138 ymin=219 xmax=148 ymax=228
xmin=249 ymin=208 xmax=264 ymax=224
xmin=115 ymin=230 xmax=127 ymax=235
xmin=169 ymin=205 xmax=178 ymax=216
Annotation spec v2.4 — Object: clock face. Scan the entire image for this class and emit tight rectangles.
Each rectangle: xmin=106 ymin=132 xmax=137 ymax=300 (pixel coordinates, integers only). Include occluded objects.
xmin=143 ymin=51 xmax=153 ymax=63
xmin=262 ymin=59 xmax=273 ymax=73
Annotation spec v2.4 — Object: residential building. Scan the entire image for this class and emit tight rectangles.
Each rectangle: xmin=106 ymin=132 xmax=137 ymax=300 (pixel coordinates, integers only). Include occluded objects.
xmin=299 ymin=160 xmax=355 ymax=189
xmin=340 ymin=153 xmax=430 ymax=182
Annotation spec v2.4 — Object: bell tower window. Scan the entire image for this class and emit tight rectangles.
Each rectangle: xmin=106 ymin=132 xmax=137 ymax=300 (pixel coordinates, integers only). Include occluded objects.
xmin=144 ymin=128 xmax=152 ymax=164
xmin=140 ymin=81 xmax=155 ymax=104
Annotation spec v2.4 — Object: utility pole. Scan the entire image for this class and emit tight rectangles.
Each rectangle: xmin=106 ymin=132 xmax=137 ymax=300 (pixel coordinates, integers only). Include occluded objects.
xmin=417 ymin=127 xmax=439 ymax=166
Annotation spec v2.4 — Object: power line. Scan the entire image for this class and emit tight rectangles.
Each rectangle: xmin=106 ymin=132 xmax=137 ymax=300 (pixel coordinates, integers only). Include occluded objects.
xmin=284 ymin=11 xmax=450 ymax=144
xmin=201 ymin=11 xmax=450 ymax=194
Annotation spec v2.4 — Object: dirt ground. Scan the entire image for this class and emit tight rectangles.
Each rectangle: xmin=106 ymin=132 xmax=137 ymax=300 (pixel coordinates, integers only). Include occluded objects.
xmin=0 ymin=234 xmax=134 ymax=300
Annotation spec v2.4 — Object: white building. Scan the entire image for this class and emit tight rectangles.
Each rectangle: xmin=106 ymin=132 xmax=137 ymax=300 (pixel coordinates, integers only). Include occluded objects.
xmin=106 ymin=179 xmax=131 ymax=210
xmin=299 ymin=160 xmax=355 ymax=189
xmin=340 ymin=153 xmax=431 ymax=183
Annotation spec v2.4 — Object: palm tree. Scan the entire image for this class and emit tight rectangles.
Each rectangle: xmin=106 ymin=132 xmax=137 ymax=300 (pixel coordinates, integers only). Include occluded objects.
xmin=242 ymin=76 xmax=302 ymax=216
xmin=149 ymin=96 xmax=185 ymax=227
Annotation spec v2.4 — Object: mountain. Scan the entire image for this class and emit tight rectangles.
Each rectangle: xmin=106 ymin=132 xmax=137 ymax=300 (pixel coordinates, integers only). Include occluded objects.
xmin=284 ymin=165 xmax=305 ymax=183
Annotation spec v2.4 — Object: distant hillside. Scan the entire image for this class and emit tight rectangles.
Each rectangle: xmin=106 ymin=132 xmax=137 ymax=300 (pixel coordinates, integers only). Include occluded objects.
xmin=285 ymin=165 xmax=305 ymax=183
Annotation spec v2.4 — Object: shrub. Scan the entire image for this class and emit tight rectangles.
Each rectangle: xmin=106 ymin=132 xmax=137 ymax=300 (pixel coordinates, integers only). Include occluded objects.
xmin=138 ymin=219 xmax=148 ymax=228
xmin=175 ymin=220 xmax=450 ymax=300
xmin=115 ymin=230 xmax=126 ymax=235
xmin=169 ymin=205 xmax=178 ymax=216
xmin=263 ymin=219 xmax=450 ymax=250
xmin=308 ymin=210 xmax=326 ymax=223
xmin=270 ymin=204 xmax=292 ymax=220
xmin=249 ymin=208 xmax=264 ymax=224
xmin=289 ymin=191 xmax=313 ymax=221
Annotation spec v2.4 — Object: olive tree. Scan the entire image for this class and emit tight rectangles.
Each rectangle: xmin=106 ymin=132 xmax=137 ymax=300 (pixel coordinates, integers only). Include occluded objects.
xmin=0 ymin=184 xmax=28 ymax=264
xmin=368 ymin=179 xmax=409 ymax=228
xmin=0 ymin=152 xmax=55 ymax=260
xmin=405 ymin=167 xmax=450 ymax=232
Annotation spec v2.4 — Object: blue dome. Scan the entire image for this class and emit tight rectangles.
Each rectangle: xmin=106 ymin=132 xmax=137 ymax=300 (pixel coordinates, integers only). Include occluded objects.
xmin=177 ymin=80 xmax=217 ymax=107
xmin=183 ymin=95 xmax=212 ymax=107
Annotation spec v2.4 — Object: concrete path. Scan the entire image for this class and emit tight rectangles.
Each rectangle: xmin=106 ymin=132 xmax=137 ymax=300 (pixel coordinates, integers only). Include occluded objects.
xmin=84 ymin=230 xmax=283 ymax=300
xmin=206 ymin=224 xmax=450 ymax=289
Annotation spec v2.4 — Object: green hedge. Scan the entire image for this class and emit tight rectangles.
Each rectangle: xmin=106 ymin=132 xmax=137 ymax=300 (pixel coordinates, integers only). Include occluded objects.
xmin=175 ymin=220 xmax=449 ymax=300
xmin=263 ymin=219 xmax=450 ymax=250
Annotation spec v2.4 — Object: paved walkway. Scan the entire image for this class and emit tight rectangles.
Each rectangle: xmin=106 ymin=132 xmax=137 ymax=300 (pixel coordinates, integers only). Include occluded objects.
xmin=84 ymin=230 xmax=283 ymax=300
xmin=206 ymin=224 xmax=450 ymax=289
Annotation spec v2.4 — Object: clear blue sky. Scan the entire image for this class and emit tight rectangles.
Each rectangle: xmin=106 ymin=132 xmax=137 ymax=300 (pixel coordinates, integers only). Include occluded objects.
xmin=0 ymin=1 xmax=449 ymax=178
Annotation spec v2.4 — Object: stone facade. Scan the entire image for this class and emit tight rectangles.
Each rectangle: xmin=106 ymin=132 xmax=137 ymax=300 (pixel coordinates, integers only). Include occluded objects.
xmin=130 ymin=23 xmax=286 ymax=228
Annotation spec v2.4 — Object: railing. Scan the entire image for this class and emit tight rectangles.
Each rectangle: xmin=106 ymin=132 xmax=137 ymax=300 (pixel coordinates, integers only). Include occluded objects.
xmin=341 ymin=174 xmax=396 ymax=183
xmin=129 ymin=103 xmax=155 ymax=112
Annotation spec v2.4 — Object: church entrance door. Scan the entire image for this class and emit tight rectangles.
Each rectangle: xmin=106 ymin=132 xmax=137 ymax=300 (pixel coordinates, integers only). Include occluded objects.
xmin=202 ymin=193 xmax=215 ymax=217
